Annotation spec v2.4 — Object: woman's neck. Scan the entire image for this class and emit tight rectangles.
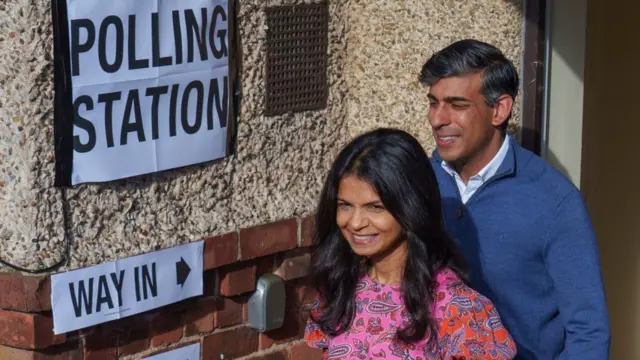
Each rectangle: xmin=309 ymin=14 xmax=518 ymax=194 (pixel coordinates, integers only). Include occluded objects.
xmin=368 ymin=241 xmax=408 ymax=285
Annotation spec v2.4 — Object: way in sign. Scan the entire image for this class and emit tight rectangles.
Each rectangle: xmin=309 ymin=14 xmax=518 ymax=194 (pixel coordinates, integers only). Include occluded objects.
xmin=51 ymin=241 xmax=203 ymax=334
xmin=68 ymin=263 xmax=159 ymax=317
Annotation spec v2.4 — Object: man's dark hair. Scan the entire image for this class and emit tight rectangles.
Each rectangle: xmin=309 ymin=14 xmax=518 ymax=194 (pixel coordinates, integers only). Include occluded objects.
xmin=419 ymin=39 xmax=519 ymax=126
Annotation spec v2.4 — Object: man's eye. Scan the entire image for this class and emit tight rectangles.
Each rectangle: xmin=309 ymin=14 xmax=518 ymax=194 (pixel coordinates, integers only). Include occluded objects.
xmin=451 ymin=103 xmax=470 ymax=110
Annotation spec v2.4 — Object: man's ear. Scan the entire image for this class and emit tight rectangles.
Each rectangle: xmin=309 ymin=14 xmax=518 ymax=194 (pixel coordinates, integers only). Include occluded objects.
xmin=491 ymin=94 xmax=514 ymax=127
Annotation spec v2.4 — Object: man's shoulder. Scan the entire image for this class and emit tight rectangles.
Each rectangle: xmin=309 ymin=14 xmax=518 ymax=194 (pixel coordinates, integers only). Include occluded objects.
xmin=429 ymin=152 xmax=450 ymax=179
xmin=513 ymin=143 xmax=581 ymax=204
xmin=429 ymin=151 xmax=441 ymax=166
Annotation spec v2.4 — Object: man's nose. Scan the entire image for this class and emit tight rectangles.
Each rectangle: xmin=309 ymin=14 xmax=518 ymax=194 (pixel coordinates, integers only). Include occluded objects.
xmin=428 ymin=106 xmax=450 ymax=129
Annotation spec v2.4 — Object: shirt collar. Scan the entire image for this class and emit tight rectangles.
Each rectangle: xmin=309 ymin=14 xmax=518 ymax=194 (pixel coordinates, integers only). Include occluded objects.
xmin=441 ymin=135 xmax=510 ymax=181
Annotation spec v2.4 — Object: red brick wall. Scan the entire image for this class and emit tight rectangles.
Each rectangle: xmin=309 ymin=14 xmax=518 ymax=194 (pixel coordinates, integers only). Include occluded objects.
xmin=0 ymin=216 xmax=323 ymax=360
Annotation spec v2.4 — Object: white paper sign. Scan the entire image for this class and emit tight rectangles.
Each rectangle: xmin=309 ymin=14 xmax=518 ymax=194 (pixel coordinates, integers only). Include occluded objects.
xmin=51 ymin=241 xmax=204 ymax=334
xmin=144 ymin=343 xmax=201 ymax=360
xmin=65 ymin=0 xmax=230 ymax=184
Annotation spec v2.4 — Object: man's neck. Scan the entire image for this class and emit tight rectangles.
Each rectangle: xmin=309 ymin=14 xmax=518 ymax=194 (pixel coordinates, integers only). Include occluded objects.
xmin=454 ymin=132 xmax=506 ymax=184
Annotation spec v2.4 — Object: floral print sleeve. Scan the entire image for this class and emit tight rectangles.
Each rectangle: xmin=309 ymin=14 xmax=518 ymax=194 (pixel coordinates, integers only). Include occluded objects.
xmin=304 ymin=298 xmax=330 ymax=349
xmin=302 ymin=269 xmax=516 ymax=359
xmin=436 ymin=271 xmax=517 ymax=359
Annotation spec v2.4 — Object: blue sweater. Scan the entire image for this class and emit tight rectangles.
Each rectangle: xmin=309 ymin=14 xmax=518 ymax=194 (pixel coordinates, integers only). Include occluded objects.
xmin=431 ymin=139 xmax=610 ymax=360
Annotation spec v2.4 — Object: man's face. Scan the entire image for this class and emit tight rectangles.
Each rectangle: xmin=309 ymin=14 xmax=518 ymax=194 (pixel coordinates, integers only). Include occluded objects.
xmin=427 ymin=73 xmax=500 ymax=166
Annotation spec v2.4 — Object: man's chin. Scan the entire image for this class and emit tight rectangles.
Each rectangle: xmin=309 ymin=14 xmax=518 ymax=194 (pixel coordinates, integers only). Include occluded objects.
xmin=437 ymin=148 xmax=460 ymax=163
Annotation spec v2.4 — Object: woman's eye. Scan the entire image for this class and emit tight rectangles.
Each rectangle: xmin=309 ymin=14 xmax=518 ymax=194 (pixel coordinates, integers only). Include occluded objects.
xmin=337 ymin=203 xmax=350 ymax=210
xmin=368 ymin=204 xmax=385 ymax=212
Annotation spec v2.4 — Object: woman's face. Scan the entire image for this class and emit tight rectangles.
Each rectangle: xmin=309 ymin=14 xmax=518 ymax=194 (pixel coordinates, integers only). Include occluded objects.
xmin=336 ymin=175 xmax=404 ymax=258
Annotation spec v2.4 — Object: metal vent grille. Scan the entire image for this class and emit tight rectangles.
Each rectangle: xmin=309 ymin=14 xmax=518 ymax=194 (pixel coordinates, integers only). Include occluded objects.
xmin=265 ymin=2 xmax=329 ymax=116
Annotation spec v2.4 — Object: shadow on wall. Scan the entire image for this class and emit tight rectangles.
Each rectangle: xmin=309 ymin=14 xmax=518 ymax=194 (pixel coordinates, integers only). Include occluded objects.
xmin=543 ymin=150 xmax=571 ymax=181
xmin=501 ymin=0 xmax=584 ymax=80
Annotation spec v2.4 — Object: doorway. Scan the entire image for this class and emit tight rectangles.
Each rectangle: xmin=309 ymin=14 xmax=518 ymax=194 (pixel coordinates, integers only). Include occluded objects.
xmin=547 ymin=0 xmax=640 ymax=358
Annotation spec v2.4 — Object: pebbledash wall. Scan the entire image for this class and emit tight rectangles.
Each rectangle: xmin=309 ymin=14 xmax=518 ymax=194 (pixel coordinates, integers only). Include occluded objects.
xmin=0 ymin=0 xmax=523 ymax=359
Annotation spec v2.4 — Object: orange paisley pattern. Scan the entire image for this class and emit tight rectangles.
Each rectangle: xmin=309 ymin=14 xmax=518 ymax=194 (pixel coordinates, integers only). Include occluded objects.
xmin=305 ymin=268 xmax=516 ymax=359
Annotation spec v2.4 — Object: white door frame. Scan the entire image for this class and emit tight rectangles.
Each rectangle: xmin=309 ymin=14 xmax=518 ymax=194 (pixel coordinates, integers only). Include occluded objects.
xmin=542 ymin=0 xmax=588 ymax=188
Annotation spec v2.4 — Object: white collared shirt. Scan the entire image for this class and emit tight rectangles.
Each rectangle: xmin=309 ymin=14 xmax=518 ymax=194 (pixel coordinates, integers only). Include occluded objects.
xmin=441 ymin=136 xmax=510 ymax=204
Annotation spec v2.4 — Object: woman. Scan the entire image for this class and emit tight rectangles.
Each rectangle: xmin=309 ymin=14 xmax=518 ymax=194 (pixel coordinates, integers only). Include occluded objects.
xmin=305 ymin=128 xmax=516 ymax=359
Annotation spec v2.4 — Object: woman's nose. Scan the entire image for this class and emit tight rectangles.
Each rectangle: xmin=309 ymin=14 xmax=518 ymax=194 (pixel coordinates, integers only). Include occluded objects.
xmin=348 ymin=208 xmax=369 ymax=230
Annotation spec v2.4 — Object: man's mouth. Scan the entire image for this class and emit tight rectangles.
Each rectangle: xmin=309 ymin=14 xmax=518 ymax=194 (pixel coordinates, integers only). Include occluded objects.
xmin=436 ymin=135 xmax=458 ymax=147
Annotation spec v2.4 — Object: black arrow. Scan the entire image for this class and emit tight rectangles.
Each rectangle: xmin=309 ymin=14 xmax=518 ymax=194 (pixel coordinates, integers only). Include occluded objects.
xmin=176 ymin=257 xmax=191 ymax=288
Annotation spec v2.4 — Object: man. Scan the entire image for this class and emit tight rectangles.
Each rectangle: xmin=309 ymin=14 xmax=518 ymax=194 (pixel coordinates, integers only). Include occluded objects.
xmin=420 ymin=39 xmax=610 ymax=359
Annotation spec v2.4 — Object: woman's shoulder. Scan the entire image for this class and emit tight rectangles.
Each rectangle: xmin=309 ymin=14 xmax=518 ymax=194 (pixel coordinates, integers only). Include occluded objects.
xmin=433 ymin=267 xmax=463 ymax=288
xmin=432 ymin=268 xmax=465 ymax=311
xmin=432 ymin=268 xmax=517 ymax=359
xmin=432 ymin=268 xmax=494 ymax=317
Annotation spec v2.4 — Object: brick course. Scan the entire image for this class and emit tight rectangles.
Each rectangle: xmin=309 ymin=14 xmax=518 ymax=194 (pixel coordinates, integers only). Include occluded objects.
xmin=202 ymin=326 xmax=259 ymax=359
xmin=240 ymin=219 xmax=298 ymax=260
xmin=0 ymin=274 xmax=51 ymax=312
xmin=300 ymin=216 xmax=315 ymax=247
xmin=220 ymin=262 xmax=257 ymax=296
xmin=0 ymin=215 xmax=318 ymax=360
xmin=0 ymin=310 xmax=65 ymax=349
xmin=203 ymin=232 xmax=239 ymax=270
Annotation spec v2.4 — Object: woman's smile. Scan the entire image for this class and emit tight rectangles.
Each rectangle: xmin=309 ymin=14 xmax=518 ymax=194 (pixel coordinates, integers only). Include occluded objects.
xmin=349 ymin=233 xmax=379 ymax=245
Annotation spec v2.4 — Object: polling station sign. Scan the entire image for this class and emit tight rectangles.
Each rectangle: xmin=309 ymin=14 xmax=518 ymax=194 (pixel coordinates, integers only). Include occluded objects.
xmin=51 ymin=241 xmax=204 ymax=334
xmin=52 ymin=0 xmax=236 ymax=186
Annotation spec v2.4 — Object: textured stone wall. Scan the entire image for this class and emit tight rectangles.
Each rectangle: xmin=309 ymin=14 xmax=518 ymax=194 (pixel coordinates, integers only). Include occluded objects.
xmin=0 ymin=2 xmax=68 ymax=271
xmin=0 ymin=0 xmax=349 ymax=271
xmin=345 ymin=0 xmax=524 ymax=148
xmin=0 ymin=0 xmax=524 ymax=272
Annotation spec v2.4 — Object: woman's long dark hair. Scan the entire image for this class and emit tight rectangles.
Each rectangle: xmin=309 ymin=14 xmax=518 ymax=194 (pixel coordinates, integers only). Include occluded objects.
xmin=309 ymin=128 xmax=466 ymax=344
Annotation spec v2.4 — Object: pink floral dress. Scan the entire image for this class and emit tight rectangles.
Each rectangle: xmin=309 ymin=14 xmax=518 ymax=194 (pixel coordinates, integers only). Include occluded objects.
xmin=305 ymin=268 xmax=517 ymax=359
